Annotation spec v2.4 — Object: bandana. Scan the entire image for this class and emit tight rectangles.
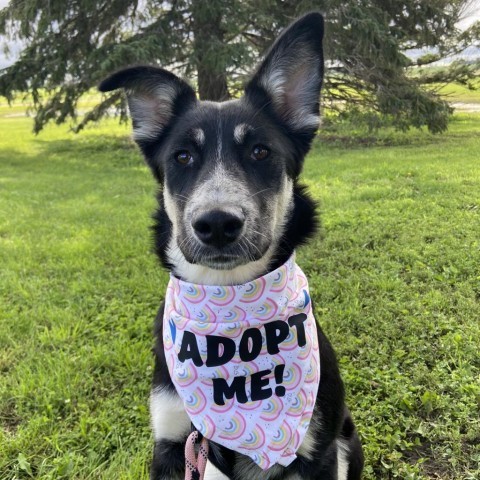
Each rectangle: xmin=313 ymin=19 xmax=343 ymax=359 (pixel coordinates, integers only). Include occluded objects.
xmin=163 ymin=255 xmax=320 ymax=470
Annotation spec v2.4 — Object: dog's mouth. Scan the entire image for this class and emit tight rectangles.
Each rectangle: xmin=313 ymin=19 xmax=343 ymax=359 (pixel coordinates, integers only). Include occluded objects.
xmin=197 ymin=253 xmax=247 ymax=270
xmin=178 ymin=237 xmax=269 ymax=270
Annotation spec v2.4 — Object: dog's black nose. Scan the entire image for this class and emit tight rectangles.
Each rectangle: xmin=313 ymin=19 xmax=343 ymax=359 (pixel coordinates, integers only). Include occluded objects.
xmin=192 ymin=210 xmax=244 ymax=248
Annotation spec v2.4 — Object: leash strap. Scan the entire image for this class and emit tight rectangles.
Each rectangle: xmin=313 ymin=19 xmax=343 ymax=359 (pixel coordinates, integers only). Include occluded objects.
xmin=185 ymin=430 xmax=209 ymax=480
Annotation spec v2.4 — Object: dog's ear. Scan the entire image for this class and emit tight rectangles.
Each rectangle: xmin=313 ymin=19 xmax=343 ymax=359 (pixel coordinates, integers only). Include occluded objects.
xmin=99 ymin=66 xmax=197 ymax=146
xmin=245 ymin=13 xmax=324 ymax=146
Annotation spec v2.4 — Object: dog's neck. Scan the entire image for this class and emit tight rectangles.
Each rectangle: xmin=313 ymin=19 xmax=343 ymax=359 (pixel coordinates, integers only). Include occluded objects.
xmin=153 ymin=183 xmax=317 ymax=285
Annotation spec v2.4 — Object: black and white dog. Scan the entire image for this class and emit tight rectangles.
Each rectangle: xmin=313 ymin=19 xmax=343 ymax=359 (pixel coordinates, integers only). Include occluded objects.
xmin=100 ymin=13 xmax=363 ymax=480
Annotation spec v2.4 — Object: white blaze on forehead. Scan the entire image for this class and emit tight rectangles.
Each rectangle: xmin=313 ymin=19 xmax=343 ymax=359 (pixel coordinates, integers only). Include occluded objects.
xmin=191 ymin=127 xmax=205 ymax=146
xmin=233 ymin=123 xmax=253 ymax=144
xmin=216 ymin=117 xmax=223 ymax=161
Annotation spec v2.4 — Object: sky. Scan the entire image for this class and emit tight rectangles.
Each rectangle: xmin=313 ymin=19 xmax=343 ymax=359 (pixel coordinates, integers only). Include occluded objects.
xmin=1 ymin=0 xmax=480 ymax=69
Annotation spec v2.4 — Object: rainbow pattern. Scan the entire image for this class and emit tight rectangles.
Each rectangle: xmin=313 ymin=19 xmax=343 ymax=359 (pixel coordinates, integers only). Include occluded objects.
xmin=238 ymin=399 xmax=262 ymax=411
xmin=175 ymin=362 xmax=198 ymax=387
xmin=211 ymin=396 xmax=235 ymax=413
xmin=223 ymin=306 xmax=247 ymax=324
xmin=298 ymin=413 xmax=313 ymax=435
xmin=260 ymin=396 xmax=284 ymax=421
xmin=286 ymin=389 xmax=307 ymax=417
xmin=255 ymin=297 xmax=278 ymax=321
xmin=211 ymin=286 xmax=236 ymax=306
xmin=239 ymin=276 xmax=266 ymax=303
xmin=163 ymin=321 xmax=174 ymax=351
xmin=189 ymin=320 xmax=217 ymax=335
xmin=271 ymin=269 xmax=288 ymax=292
xmin=193 ymin=303 xmax=216 ymax=323
xmin=240 ymin=425 xmax=266 ymax=450
xmin=266 ymin=354 xmax=287 ymax=371
xmin=251 ymin=451 xmax=271 ymax=470
xmin=218 ymin=413 xmax=247 ymax=440
xmin=197 ymin=414 xmax=216 ymax=438
xmin=296 ymin=272 xmax=308 ymax=291
xmin=269 ymin=421 xmax=293 ymax=451
xmin=279 ymin=446 xmax=296 ymax=464
xmin=236 ymin=362 xmax=260 ymax=378
xmin=305 ymin=355 xmax=319 ymax=384
xmin=297 ymin=340 xmax=312 ymax=360
xmin=282 ymin=362 xmax=303 ymax=390
xmin=279 ymin=328 xmax=300 ymax=351
xmin=184 ymin=389 xmax=207 ymax=415
xmin=183 ymin=284 xmax=206 ymax=304
xmin=166 ymin=353 xmax=175 ymax=375
xmin=174 ymin=301 xmax=191 ymax=327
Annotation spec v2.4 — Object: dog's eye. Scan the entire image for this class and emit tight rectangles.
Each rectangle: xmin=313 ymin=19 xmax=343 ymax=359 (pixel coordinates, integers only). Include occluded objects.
xmin=175 ymin=150 xmax=193 ymax=166
xmin=251 ymin=145 xmax=270 ymax=161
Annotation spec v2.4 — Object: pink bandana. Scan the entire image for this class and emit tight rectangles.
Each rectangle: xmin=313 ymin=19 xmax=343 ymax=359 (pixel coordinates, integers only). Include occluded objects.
xmin=163 ymin=255 xmax=320 ymax=470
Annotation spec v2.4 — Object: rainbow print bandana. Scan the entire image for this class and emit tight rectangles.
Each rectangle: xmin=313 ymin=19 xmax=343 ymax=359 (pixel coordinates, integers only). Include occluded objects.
xmin=163 ymin=255 xmax=320 ymax=470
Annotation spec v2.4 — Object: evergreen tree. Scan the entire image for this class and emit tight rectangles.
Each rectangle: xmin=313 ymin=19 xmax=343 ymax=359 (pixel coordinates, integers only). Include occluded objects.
xmin=0 ymin=0 xmax=478 ymax=133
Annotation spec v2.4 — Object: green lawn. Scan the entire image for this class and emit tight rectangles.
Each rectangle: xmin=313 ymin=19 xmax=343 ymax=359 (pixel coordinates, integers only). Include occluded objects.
xmin=435 ymin=81 xmax=480 ymax=105
xmin=1 ymin=110 xmax=479 ymax=480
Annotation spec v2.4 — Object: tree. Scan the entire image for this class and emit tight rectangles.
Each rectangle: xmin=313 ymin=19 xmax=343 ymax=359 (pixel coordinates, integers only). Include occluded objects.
xmin=0 ymin=0 xmax=478 ymax=134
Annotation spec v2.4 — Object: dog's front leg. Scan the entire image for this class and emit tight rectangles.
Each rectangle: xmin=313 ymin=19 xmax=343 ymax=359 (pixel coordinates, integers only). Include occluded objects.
xmin=150 ymin=305 xmax=192 ymax=480
xmin=150 ymin=384 xmax=191 ymax=480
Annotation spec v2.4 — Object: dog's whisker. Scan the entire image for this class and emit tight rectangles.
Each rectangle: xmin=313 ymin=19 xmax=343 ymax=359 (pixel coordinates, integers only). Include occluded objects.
xmin=242 ymin=235 xmax=262 ymax=258
xmin=248 ymin=187 xmax=272 ymax=199
xmin=173 ymin=194 xmax=189 ymax=203
xmin=250 ymin=228 xmax=270 ymax=240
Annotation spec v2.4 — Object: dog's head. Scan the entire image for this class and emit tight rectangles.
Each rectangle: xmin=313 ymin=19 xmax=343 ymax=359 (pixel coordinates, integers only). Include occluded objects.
xmin=99 ymin=13 xmax=324 ymax=284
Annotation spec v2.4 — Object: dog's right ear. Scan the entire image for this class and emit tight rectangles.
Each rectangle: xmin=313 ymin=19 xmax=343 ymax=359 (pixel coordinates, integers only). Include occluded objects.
xmin=245 ymin=13 xmax=324 ymax=156
xmin=99 ymin=66 xmax=197 ymax=148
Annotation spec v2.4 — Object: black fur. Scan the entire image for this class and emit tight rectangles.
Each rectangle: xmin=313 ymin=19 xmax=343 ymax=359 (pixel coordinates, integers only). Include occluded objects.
xmin=100 ymin=12 xmax=363 ymax=479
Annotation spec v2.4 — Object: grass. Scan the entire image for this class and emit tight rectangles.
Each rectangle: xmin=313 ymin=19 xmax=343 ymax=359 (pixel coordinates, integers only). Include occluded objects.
xmin=1 ymin=108 xmax=479 ymax=479
xmin=434 ymin=81 xmax=480 ymax=105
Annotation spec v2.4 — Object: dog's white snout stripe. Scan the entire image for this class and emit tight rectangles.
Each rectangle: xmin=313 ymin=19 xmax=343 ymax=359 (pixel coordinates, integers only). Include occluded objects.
xmin=188 ymin=163 xmax=250 ymax=215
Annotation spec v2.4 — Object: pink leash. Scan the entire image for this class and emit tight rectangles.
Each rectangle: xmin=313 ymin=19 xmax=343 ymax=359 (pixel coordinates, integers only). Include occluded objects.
xmin=185 ymin=430 xmax=209 ymax=480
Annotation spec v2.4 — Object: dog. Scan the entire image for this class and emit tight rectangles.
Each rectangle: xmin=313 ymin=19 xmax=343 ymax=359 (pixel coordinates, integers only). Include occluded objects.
xmin=99 ymin=12 xmax=363 ymax=480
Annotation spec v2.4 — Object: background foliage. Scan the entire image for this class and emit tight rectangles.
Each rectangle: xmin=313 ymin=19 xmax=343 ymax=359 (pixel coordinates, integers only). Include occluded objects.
xmin=0 ymin=0 xmax=479 ymax=133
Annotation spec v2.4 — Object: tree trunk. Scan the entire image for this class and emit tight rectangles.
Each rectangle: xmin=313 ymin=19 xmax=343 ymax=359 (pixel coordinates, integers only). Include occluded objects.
xmin=191 ymin=1 xmax=230 ymax=101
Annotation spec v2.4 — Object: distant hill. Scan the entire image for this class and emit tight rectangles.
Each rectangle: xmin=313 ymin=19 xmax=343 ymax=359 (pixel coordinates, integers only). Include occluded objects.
xmin=406 ymin=46 xmax=480 ymax=65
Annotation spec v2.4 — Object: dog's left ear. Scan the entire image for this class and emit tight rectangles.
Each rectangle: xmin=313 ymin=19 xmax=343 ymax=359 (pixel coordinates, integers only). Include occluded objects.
xmin=98 ymin=66 xmax=197 ymax=144
xmin=245 ymin=13 xmax=324 ymax=148
xmin=99 ymin=66 xmax=197 ymax=180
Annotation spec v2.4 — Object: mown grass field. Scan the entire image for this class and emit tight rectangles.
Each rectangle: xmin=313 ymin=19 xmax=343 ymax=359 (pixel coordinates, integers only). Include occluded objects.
xmin=1 ymin=104 xmax=479 ymax=479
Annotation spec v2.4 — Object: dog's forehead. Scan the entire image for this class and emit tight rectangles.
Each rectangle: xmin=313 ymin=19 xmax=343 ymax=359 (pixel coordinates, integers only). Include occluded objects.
xmin=184 ymin=99 xmax=259 ymax=142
